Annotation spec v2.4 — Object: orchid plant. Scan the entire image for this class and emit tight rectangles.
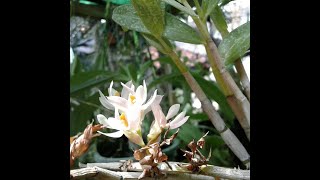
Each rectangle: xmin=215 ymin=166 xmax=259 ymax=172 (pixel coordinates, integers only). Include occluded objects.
xmin=96 ymin=80 xmax=189 ymax=147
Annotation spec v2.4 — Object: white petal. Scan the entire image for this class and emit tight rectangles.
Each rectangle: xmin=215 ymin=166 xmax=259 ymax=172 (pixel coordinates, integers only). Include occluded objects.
xmin=126 ymin=105 xmax=142 ymax=130
xmin=166 ymin=104 xmax=180 ymax=120
xmin=168 ymin=111 xmax=186 ymax=128
xmin=99 ymin=90 xmax=114 ymax=110
xmin=144 ymin=95 xmax=163 ymax=114
xmin=98 ymin=130 xmax=123 ymax=138
xmin=130 ymin=84 xmax=135 ymax=91
xmin=141 ymin=89 xmax=158 ymax=111
xmin=143 ymin=80 xmax=147 ymax=103
xmin=135 ymin=85 xmax=145 ymax=105
xmin=151 ymin=104 xmax=166 ymax=127
xmin=99 ymin=97 xmax=114 ymax=110
xmin=121 ymin=81 xmax=132 ymax=99
xmin=97 ymin=114 xmax=108 ymax=126
xmin=108 ymin=81 xmax=114 ymax=96
xmin=114 ymin=108 xmax=120 ymax=120
xmin=169 ymin=116 xmax=189 ymax=129
xmin=121 ymin=81 xmax=135 ymax=96
xmin=105 ymin=117 xmax=124 ymax=130
xmin=107 ymin=96 xmax=129 ymax=112
xmin=123 ymin=130 xmax=145 ymax=147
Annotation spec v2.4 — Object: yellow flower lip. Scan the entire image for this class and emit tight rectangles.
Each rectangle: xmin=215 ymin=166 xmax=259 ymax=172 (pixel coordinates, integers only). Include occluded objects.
xmin=120 ymin=113 xmax=128 ymax=127
xmin=130 ymin=95 xmax=136 ymax=104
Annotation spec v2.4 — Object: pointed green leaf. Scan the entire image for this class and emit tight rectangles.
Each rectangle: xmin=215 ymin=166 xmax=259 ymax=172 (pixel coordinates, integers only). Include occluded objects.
xmin=70 ymin=56 xmax=83 ymax=76
xmin=70 ymin=71 xmax=116 ymax=94
xmin=92 ymin=50 xmax=107 ymax=71
xmin=202 ymin=0 xmax=219 ymax=19
xmin=218 ymin=22 xmax=250 ymax=66
xmin=112 ymin=4 xmax=203 ymax=44
xmin=162 ymin=0 xmax=197 ymax=16
xmin=210 ymin=5 xmax=229 ymax=37
xmin=131 ymin=0 xmax=165 ymax=37
xmin=164 ymin=13 xmax=203 ymax=44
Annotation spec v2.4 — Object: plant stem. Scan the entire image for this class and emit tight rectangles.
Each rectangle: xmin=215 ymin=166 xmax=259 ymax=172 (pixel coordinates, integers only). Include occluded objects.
xmin=82 ymin=162 xmax=250 ymax=179
xmin=216 ymin=21 xmax=250 ymax=102
xmin=193 ymin=0 xmax=203 ymax=19
xmin=157 ymin=37 xmax=250 ymax=166
xmin=234 ymin=59 xmax=250 ymax=101
xmin=182 ymin=1 xmax=250 ymax=140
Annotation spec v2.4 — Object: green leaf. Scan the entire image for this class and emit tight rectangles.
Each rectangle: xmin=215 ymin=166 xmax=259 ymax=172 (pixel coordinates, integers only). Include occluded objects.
xmin=127 ymin=64 xmax=138 ymax=82
xmin=131 ymin=0 xmax=165 ymax=38
xmin=206 ymin=135 xmax=225 ymax=147
xmin=218 ymin=22 xmax=250 ymax=66
xmin=210 ymin=5 xmax=229 ymax=37
xmin=163 ymin=0 xmax=197 ymax=16
xmin=148 ymin=73 xmax=182 ymax=89
xmin=188 ymin=113 xmax=208 ymax=122
xmin=164 ymin=13 xmax=202 ymax=44
xmin=112 ymin=4 xmax=203 ymax=44
xmin=70 ymin=93 xmax=101 ymax=136
xmin=70 ymin=71 xmax=115 ymax=94
xmin=142 ymin=34 xmax=168 ymax=54
xmin=202 ymin=0 xmax=219 ymax=20
xmin=178 ymin=123 xmax=203 ymax=145
xmin=70 ymin=56 xmax=83 ymax=76
xmin=137 ymin=60 xmax=153 ymax=82
xmin=92 ymin=50 xmax=107 ymax=71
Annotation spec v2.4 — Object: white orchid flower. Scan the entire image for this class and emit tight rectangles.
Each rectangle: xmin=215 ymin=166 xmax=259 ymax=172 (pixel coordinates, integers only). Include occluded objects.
xmin=104 ymin=80 xmax=162 ymax=131
xmin=147 ymin=103 xmax=189 ymax=142
xmin=96 ymin=108 xmax=145 ymax=147
xmin=97 ymin=80 xmax=163 ymax=147
xmin=98 ymin=80 xmax=132 ymax=110
xmin=98 ymin=80 xmax=162 ymax=114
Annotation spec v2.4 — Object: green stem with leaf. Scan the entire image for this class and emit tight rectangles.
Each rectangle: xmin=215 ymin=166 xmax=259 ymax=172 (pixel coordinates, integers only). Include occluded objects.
xmin=157 ymin=37 xmax=250 ymax=167
xmin=182 ymin=0 xmax=250 ymax=141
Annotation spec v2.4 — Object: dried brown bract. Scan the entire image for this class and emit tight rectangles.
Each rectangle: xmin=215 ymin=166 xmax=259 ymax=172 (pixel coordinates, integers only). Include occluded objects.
xmin=135 ymin=128 xmax=179 ymax=179
xmin=70 ymin=123 xmax=104 ymax=167
xmin=180 ymin=131 xmax=211 ymax=172
xmin=197 ymin=131 xmax=209 ymax=149
xmin=119 ymin=159 xmax=133 ymax=172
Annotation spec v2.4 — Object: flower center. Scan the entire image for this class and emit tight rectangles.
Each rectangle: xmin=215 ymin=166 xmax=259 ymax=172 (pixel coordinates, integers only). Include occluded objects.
xmin=119 ymin=113 xmax=128 ymax=127
xmin=130 ymin=95 xmax=136 ymax=104
xmin=114 ymin=91 xmax=120 ymax=96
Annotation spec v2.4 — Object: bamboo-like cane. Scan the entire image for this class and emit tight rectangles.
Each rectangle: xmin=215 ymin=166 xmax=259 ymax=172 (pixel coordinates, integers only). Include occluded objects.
xmin=156 ymin=38 xmax=250 ymax=167
xmin=234 ymin=58 xmax=250 ymax=101
xmin=71 ymin=162 xmax=250 ymax=180
xmin=182 ymin=1 xmax=250 ymax=141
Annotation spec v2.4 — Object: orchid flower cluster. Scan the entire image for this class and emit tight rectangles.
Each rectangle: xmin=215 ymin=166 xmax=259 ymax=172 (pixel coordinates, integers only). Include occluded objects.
xmin=96 ymin=80 xmax=189 ymax=147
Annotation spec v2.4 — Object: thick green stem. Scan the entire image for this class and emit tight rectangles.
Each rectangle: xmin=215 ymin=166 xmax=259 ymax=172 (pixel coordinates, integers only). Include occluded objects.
xmin=218 ymin=25 xmax=250 ymax=102
xmin=157 ymin=37 xmax=250 ymax=166
xmin=183 ymin=4 xmax=250 ymax=140
xmin=193 ymin=0 xmax=203 ymax=18
xmin=235 ymin=59 xmax=250 ymax=101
